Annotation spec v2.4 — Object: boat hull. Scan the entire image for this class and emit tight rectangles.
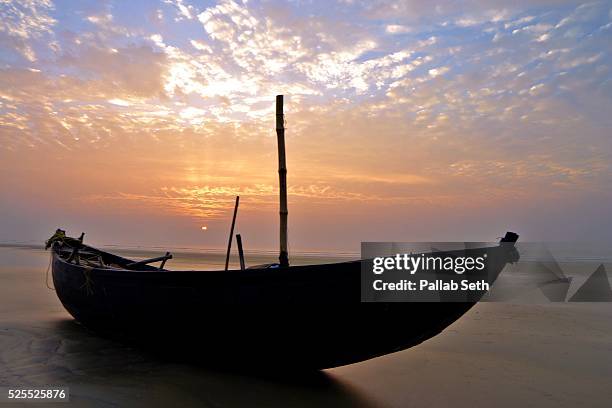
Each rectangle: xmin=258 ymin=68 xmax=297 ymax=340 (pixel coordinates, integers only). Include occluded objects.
xmin=51 ymin=244 xmax=517 ymax=369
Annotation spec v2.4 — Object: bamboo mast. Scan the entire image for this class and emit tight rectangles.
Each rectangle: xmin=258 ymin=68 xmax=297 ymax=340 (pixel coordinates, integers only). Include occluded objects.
xmin=224 ymin=195 xmax=239 ymax=271
xmin=276 ymin=95 xmax=289 ymax=267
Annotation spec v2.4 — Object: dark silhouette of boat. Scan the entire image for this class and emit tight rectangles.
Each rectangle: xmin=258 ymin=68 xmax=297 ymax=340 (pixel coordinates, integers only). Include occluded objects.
xmin=48 ymin=96 xmax=520 ymax=369
xmin=50 ymin=232 xmax=519 ymax=369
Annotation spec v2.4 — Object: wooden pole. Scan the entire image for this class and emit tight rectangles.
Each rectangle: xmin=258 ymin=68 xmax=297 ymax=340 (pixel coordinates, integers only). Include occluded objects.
xmin=224 ymin=196 xmax=240 ymax=271
xmin=276 ymin=95 xmax=289 ymax=268
xmin=236 ymin=234 xmax=246 ymax=270
xmin=126 ymin=252 xmax=172 ymax=268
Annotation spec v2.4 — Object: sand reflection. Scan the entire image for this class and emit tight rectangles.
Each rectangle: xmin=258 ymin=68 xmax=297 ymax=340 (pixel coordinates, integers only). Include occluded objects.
xmin=0 ymin=319 xmax=377 ymax=407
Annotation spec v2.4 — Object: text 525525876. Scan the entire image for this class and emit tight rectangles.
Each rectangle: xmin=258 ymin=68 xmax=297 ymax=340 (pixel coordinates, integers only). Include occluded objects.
xmin=2 ymin=387 xmax=69 ymax=402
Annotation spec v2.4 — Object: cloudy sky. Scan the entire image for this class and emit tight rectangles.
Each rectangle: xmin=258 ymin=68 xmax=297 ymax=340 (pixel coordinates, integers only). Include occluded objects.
xmin=0 ymin=0 xmax=610 ymax=251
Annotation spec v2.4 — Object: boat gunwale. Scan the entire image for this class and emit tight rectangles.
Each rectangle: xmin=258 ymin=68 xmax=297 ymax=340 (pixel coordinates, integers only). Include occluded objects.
xmin=51 ymin=244 xmax=361 ymax=276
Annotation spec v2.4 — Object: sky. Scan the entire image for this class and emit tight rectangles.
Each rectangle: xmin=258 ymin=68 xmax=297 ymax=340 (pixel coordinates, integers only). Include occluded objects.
xmin=0 ymin=0 xmax=611 ymax=252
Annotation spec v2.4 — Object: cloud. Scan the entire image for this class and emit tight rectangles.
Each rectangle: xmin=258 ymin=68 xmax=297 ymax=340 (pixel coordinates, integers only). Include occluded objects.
xmin=428 ymin=66 xmax=450 ymax=77
xmin=60 ymin=44 xmax=168 ymax=98
xmin=386 ymin=24 xmax=413 ymax=34
xmin=196 ymin=0 xmax=308 ymax=76
xmin=0 ymin=0 xmax=56 ymax=61
xmin=352 ymin=0 xmax=585 ymax=21
xmin=108 ymin=98 xmax=131 ymax=106
xmin=164 ymin=0 xmax=196 ymax=20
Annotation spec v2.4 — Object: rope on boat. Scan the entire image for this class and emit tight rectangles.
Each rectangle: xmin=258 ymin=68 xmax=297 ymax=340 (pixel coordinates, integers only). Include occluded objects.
xmin=80 ymin=266 xmax=95 ymax=296
xmin=45 ymin=251 xmax=55 ymax=291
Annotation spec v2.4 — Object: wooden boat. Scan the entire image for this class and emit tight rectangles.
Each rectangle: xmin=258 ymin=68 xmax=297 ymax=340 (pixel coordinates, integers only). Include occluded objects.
xmin=50 ymin=232 xmax=519 ymax=369
xmin=49 ymin=96 xmax=520 ymax=369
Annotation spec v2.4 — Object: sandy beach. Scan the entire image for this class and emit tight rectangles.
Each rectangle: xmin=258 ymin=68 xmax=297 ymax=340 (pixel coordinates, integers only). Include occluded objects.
xmin=1 ymin=246 xmax=611 ymax=407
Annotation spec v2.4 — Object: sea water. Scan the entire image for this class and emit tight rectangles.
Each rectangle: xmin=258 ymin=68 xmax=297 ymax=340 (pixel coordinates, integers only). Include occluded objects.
xmin=1 ymin=246 xmax=611 ymax=407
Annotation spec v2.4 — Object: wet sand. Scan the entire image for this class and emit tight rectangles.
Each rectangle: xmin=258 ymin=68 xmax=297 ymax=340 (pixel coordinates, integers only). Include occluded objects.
xmin=1 ymin=246 xmax=611 ymax=407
